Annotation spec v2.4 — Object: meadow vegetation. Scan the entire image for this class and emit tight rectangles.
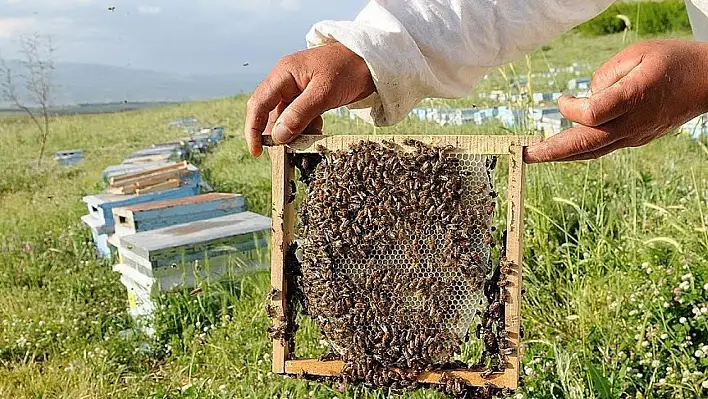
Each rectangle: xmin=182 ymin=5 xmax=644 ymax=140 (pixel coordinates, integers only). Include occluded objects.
xmin=0 ymin=31 xmax=707 ymax=398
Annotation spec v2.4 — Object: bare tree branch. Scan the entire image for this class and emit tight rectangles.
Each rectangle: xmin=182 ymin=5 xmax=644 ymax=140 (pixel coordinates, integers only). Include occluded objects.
xmin=0 ymin=33 xmax=56 ymax=167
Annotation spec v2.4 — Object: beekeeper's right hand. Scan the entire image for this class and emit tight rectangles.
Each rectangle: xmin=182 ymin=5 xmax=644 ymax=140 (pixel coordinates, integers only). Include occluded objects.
xmin=244 ymin=42 xmax=375 ymax=157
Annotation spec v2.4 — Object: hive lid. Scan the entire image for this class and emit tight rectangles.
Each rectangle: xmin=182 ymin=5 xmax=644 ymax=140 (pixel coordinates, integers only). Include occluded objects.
xmin=120 ymin=211 xmax=271 ymax=252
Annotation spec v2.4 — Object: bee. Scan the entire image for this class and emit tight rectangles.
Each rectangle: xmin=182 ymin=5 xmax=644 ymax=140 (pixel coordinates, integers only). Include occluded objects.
xmin=480 ymin=368 xmax=495 ymax=379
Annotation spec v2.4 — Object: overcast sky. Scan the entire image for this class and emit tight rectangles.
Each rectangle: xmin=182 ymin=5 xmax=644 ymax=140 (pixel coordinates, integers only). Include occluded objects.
xmin=0 ymin=0 xmax=367 ymax=75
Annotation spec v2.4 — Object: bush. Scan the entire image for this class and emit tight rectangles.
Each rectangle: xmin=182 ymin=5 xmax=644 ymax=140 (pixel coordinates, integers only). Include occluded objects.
xmin=576 ymin=1 xmax=692 ymax=36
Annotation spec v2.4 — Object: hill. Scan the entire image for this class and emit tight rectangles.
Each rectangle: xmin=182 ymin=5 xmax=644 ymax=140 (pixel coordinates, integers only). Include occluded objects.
xmin=0 ymin=60 xmax=265 ymax=107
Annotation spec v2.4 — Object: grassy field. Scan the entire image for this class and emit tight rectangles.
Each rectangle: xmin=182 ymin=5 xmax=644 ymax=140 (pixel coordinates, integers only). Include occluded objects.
xmin=0 ymin=31 xmax=707 ymax=399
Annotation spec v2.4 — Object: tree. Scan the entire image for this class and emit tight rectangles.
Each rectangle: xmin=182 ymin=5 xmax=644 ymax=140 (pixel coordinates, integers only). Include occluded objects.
xmin=0 ymin=33 xmax=56 ymax=167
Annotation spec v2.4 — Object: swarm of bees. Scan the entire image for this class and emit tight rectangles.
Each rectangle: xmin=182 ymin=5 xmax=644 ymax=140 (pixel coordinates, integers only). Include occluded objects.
xmin=269 ymin=139 xmax=517 ymax=398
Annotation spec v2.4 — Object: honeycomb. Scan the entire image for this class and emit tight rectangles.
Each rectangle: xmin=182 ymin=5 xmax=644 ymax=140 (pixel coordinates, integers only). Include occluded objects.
xmin=292 ymin=140 xmax=497 ymax=366
xmin=331 ymin=153 xmax=493 ymax=342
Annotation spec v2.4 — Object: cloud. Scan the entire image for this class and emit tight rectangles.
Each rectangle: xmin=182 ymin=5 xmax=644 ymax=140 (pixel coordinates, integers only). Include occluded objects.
xmin=0 ymin=17 xmax=36 ymax=38
xmin=138 ymin=5 xmax=160 ymax=14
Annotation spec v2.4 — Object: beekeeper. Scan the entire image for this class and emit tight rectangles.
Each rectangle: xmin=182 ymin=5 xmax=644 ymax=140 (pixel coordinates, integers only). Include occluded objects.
xmin=244 ymin=1 xmax=708 ymax=162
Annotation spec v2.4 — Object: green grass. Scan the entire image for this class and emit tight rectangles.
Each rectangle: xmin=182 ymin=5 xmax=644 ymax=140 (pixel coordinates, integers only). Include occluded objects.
xmin=1 ymin=31 xmax=707 ymax=398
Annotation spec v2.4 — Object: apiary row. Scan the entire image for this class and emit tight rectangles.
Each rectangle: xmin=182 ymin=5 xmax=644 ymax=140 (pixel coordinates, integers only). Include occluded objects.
xmin=79 ymin=121 xmax=271 ymax=332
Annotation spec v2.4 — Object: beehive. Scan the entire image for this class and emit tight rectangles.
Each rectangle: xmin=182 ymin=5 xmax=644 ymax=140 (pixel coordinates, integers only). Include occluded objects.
xmin=111 ymin=193 xmax=246 ymax=240
xmin=117 ymin=211 xmax=271 ymax=286
xmin=266 ymin=134 xmax=539 ymax=394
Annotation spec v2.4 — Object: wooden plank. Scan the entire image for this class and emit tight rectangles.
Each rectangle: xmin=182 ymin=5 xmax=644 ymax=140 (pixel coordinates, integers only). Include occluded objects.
xmin=269 ymin=145 xmax=295 ymax=373
xmin=121 ymin=193 xmax=241 ymax=212
xmin=502 ymin=145 xmax=525 ymax=390
xmin=262 ymin=134 xmax=541 ymax=154
xmin=109 ymin=161 xmax=187 ymax=185
xmin=111 ymin=169 xmax=186 ymax=194
xmin=110 ymin=164 xmax=188 ymax=188
xmin=112 ymin=193 xmax=245 ymax=237
xmin=103 ymin=161 xmax=172 ymax=183
xmin=134 ymin=178 xmax=180 ymax=195
xmin=284 ymin=360 xmax=507 ymax=388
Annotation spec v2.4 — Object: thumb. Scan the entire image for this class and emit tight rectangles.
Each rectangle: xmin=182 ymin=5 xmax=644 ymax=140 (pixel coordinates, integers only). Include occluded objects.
xmin=272 ymin=81 xmax=332 ymax=144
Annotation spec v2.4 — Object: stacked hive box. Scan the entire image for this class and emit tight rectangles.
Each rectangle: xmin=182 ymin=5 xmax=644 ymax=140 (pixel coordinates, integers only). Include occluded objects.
xmin=108 ymin=193 xmax=245 ymax=246
xmin=113 ymin=210 xmax=271 ymax=328
xmin=81 ymin=162 xmax=201 ymax=258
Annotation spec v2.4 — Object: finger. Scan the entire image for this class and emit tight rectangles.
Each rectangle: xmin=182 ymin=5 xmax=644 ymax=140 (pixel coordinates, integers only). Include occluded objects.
xmin=265 ymin=102 xmax=288 ymax=135
xmin=590 ymin=54 xmax=643 ymax=94
xmin=272 ymin=79 xmax=333 ymax=144
xmin=558 ymin=71 xmax=643 ymax=127
xmin=524 ymin=124 xmax=621 ymax=163
xmin=553 ymin=137 xmax=635 ymax=162
xmin=245 ymin=72 xmax=300 ymax=156
xmin=303 ymin=115 xmax=324 ymax=135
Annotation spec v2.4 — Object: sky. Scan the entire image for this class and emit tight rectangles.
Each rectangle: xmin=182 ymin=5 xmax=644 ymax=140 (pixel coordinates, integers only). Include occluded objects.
xmin=0 ymin=0 xmax=368 ymax=75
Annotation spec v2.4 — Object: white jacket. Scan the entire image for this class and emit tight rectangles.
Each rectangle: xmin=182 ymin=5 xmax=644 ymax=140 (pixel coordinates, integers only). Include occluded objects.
xmin=305 ymin=0 xmax=708 ymax=126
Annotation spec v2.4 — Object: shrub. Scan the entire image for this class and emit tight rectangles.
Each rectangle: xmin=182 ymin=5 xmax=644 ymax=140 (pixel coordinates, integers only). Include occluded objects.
xmin=576 ymin=1 xmax=692 ymax=36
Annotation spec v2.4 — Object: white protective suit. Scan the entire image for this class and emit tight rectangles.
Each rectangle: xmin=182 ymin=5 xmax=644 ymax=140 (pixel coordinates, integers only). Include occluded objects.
xmin=305 ymin=0 xmax=708 ymax=126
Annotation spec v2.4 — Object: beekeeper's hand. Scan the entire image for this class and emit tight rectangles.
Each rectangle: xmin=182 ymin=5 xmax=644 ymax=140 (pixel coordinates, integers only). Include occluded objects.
xmin=525 ymin=39 xmax=708 ymax=163
xmin=244 ymin=42 xmax=375 ymax=157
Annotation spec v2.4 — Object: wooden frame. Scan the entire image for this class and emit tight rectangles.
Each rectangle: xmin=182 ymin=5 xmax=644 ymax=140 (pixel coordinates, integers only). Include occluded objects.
xmin=267 ymin=134 xmax=539 ymax=390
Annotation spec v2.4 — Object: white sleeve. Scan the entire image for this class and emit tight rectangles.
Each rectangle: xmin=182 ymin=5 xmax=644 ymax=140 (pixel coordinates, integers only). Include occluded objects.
xmin=306 ymin=0 xmax=615 ymax=126
xmin=687 ymin=0 xmax=708 ymax=42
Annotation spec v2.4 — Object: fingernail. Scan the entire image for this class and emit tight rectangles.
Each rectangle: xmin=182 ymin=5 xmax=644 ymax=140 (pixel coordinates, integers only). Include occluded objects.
xmin=272 ymin=120 xmax=294 ymax=144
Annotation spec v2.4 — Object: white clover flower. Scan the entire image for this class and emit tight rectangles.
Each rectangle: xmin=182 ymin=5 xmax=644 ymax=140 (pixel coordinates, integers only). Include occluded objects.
xmin=694 ymin=371 xmax=703 ymax=376
xmin=695 ymin=350 xmax=704 ymax=358
xmin=704 ymin=283 xmax=708 ymax=291
xmin=634 ymin=334 xmax=642 ymax=340
xmin=642 ymin=341 xmax=650 ymax=347
xmin=645 ymin=352 xmax=653 ymax=358
xmin=629 ymin=310 xmax=638 ymax=316
xmin=524 ymin=367 xmax=534 ymax=376
xmin=661 ymin=333 xmax=669 ymax=340
xmin=693 ymin=307 xmax=701 ymax=315
xmin=646 ymin=268 xmax=653 ymax=274
xmin=664 ymin=302 xmax=671 ymax=308
xmin=666 ymin=366 xmax=673 ymax=372
xmin=680 ymin=317 xmax=688 ymax=324
xmin=637 ymin=373 xmax=644 ymax=378
xmin=652 ymin=360 xmax=660 ymax=368
xmin=642 ymin=262 xmax=649 ymax=268
xmin=515 ymin=394 xmax=524 ymax=399
xmin=702 ymin=345 xmax=708 ymax=353
xmin=681 ymin=273 xmax=693 ymax=281
xmin=658 ymin=378 xmax=666 ymax=384
xmin=701 ymin=307 xmax=708 ymax=315
xmin=702 ymin=379 xmax=708 ymax=389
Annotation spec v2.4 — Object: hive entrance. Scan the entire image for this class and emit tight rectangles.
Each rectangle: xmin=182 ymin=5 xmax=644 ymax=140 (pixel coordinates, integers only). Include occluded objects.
xmin=267 ymin=134 xmax=538 ymax=397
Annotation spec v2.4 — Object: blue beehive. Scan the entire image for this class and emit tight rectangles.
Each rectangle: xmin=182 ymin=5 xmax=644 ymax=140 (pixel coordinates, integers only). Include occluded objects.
xmin=54 ymin=149 xmax=84 ymax=166
xmin=82 ymin=164 xmax=201 ymax=258
xmin=111 ymin=193 xmax=245 ymax=239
